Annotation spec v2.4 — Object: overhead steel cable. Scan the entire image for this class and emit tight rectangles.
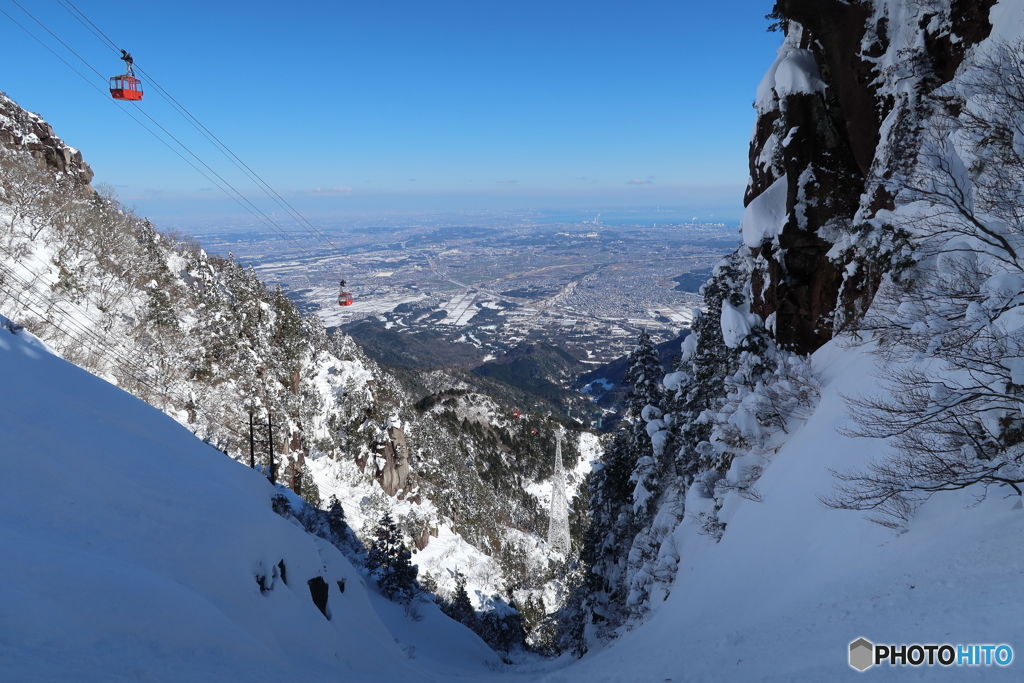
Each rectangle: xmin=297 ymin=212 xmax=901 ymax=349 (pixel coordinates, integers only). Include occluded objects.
xmin=54 ymin=0 xmax=120 ymax=54
xmin=8 ymin=0 xmax=497 ymax=386
xmin=56 ymin=0 xmax=353 ymax=258
xmin=6 ymin=0 xmax=338 ymax=279
xmin=0 ymin=258 xmax=255 ymax=443
xmin=6 ymin=0 xmax=369 ymax=339
xmin=0 ymin=250 xmax=185 ymax=396
xmin=0 ymin=5 xmax=268 ymax=231
xmin=20 ymin=0 xmax=366 ymax=291
xmin=0 ymin=262 xmax=169 ymax=396
xmin=0 ymin=10 xmax=414 ymax=455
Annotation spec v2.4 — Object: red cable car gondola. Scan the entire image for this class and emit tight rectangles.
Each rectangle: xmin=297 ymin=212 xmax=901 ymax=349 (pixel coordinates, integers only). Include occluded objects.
xmin=338 ymin=280 xmax=354 ymax=306
xmin=110 ymin=74 xmax=143 ymax=101
xmin=110 ymin=49 xmax=143 ymax=101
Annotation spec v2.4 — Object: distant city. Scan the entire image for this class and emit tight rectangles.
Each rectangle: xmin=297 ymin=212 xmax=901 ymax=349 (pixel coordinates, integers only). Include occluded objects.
xmin=190 ymin=215 xmax=739 ymax=367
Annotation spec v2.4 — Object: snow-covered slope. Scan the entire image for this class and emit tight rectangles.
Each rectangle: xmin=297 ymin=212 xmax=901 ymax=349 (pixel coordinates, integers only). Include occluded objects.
xmin=551 ymin=340 xmax=1024 ymax=681
xmin=0 ymin=317 xmax=501 ymax=682
xmin=5 ymin=237 xmax=1022 ymax=683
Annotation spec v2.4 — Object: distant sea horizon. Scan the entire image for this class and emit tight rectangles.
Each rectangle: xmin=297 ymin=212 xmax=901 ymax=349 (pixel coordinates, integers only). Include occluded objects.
xmin=159 ymin=205 xmax=742 ymax=236
xmin=529 ymin=207 xmax=739 ymax=227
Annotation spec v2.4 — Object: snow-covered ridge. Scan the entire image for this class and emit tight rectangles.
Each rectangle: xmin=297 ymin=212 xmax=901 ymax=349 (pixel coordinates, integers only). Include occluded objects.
xmin=0 ymin=315 xmax=503 ymax=681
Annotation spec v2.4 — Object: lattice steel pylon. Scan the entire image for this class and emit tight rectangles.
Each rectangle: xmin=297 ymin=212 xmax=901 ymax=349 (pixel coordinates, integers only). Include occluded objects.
xmin=547 ymin=427 xmax=571 ymax=555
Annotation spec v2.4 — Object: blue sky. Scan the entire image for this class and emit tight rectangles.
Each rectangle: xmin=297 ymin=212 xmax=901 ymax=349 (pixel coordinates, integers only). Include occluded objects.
xmin=0 ymin=0 xmax=781 ymax=224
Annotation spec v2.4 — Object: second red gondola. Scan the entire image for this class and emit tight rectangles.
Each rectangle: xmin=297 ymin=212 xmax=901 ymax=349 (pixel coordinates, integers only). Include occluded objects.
xmin=338 ymin=280 xmax=354 ymax=306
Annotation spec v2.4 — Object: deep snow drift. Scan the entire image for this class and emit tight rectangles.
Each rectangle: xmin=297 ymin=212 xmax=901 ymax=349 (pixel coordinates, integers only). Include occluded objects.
xmin=543 ymin=340 xmax=1024 ymax=681
xmin=0 ymin=317 xmax=502 ymax=683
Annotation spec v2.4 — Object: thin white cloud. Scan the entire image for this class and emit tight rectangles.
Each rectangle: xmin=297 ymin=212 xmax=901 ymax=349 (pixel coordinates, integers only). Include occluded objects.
xmin=303 ymin=186 xmax=354 ymax=196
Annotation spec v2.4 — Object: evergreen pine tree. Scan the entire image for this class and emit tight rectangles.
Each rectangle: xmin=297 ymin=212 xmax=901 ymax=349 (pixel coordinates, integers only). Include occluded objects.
xmin=478 ymin=610 xmax=525 ymax=654
xmin=325 ymin=495 xmax=346 ymax=541
xmin=651 ymin=256 xmax=741 ymax=499
xmin=579 ymin=331 xmax=669 ymax=636
xmin=670 ymin=253 xmax=772 ymax=480
xmin=625 ymin=330 xmax=665 ymax=519
xmin=584 ymin=430 xmax=636 ymax=627
xmin=366 ymin=512 xmax=418 ymax=603
xmin=293 ymin=463 xmax=321 ymax=508
xmin=442 ymin=572 xmax=477 ymax=626
xmin=271 ymin=492 xmax=292 ymax=517
xmin=624 ymin=329 xmax=663 ymax=418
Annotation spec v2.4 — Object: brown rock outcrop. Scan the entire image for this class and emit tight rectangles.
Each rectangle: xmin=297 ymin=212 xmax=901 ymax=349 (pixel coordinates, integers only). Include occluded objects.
xmin=0 ymin=91 xmax=94 ymax=184
xmin=746 ymin=0 xmax=997 ymax=353
xmin=371 ymin=426 xmax=411 ymax=497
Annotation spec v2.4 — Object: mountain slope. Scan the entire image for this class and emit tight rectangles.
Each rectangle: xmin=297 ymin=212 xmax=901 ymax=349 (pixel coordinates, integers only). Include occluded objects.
xmin=0 ymin=86 xmax=597 ymax=644
xmin=562 ymin=340 xmax=1024 ymax=681
xmin=0 ymin=318 xmax=501 ymax=682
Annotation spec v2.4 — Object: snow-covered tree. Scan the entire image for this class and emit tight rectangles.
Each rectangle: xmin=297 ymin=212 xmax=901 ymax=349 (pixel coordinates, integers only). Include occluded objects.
xmin=624 ymin=330 xmax=663 ymax=418
xmin=583 ymin=330 xmax=671 ymax=634
xmin=366 ymin=512 xmax=418 ymax=603
xmin=0 ymin=94 xmax=612 ymax=657
xmin=584 ymin=430 xmax=635 ymax=628
xmin=624 ymin=331 xmax=666 ymax=515
xmin=286 ymin=462 xmax=316 ymax=507
xmin=669 ymin=255 xmax=750 ymax=480
xmin=325 ymin=495 xmax=346 ymax=540
xmin=828 ymin=41 xmax=1024 ymax=526
xmin=441 ymin=572 xmax=476 ymax=625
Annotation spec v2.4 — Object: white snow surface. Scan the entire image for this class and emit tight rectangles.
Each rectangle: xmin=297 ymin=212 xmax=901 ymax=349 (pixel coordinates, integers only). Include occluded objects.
xmin=772 ymin=49 xmax=827 ymax=99
xmin=7 ymin=306 xmax=1024 ymax=680
xmin=553 ymin=339 xmax=1024 ymax=682
xmin=756 ymin=43 xmax=793 ymax=113
xmin=720 ymin=300 xmax=762 ymax=349
xmin=0 ymin=316 xmax=504 ymax=682
xmin=755 ymin=29 xmax=822 ymax=113
xmin=741 ymin=173 xmax=789 ymax=248
xmin=10 ymin=2 xmax=1024 ymax=679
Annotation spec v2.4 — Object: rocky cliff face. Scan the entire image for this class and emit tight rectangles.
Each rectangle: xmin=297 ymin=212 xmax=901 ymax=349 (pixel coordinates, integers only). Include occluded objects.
xmin=747 ymin=0 xmax=997 ymax=353
xmin=0 ymin=91 xmax=93 ymax=184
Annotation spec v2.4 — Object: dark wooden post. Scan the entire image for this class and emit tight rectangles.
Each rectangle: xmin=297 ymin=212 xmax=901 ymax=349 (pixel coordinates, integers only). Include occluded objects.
xmin=268 ymin=413 xmax=276 ymax=484
xmin=248 ymin=409 xmax=255 ymax=469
